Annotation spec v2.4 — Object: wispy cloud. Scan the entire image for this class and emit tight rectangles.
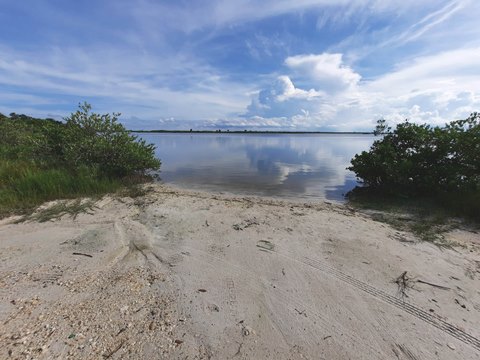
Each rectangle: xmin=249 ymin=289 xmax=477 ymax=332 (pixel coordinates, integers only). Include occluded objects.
xmin=381 ymin=0 xmax=468 ymax=46
xmin=1 ymin=0 xmax=479 ymax=129
xmin=0 ymin=45 xmax=252 ymax=121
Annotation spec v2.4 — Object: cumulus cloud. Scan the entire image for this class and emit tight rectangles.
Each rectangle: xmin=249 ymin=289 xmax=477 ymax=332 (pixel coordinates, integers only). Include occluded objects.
xmin=269 ymin=76 xmax=323 ymax=102
xmin=243 ymin=52 xmax=363 ymax=128
xmin=285 ymin=53 xmax=361 ymax=92
xmin=245 ymin=75 xmax=322 ymax=118
xmin=243 ymin=48 xmax=480 ymax=131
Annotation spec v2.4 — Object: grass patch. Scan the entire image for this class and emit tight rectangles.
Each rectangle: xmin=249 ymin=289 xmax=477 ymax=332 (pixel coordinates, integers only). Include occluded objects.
xmin=0 ymin=160 xmax=157 ymax=220
xmin=0 ymin=160 xmax=124 ymax=219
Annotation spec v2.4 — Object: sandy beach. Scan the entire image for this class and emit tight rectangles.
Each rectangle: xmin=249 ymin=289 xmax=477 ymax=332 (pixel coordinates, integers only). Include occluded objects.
xmin=1 ymin=184 xmax=479 ymax=359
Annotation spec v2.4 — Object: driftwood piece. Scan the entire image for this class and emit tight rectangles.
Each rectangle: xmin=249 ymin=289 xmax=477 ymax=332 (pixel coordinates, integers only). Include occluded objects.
xmin=72 ymin=252 xmax=93 ymax=258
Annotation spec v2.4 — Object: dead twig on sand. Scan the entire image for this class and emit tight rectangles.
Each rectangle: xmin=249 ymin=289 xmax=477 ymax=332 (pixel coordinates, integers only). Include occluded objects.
xmin=72 ymin=252 xmax=93 ymax=258
xmin=294 ymin=308 xmax=307 ymax=317
xmin=417 ymin=279 xmax=450 ymax=290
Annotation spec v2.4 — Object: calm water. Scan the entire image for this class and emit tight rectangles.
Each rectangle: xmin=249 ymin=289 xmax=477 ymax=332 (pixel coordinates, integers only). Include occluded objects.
xmin=137 ymin=133 xmax=375 ymax=202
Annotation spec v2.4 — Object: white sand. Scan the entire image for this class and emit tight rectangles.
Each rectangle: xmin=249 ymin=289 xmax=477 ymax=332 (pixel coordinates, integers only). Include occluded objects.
xmin=1 ymin=184 xmax=479 ymax=359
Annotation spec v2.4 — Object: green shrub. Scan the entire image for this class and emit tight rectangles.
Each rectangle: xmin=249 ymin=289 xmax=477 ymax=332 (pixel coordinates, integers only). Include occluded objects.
xmin=63 ymin=103 xmax=161 ymax=177
xmin=348 ymin=113 xmax=480 ymax=220
xmin=349 ymin=113 xmax=480 ymax=194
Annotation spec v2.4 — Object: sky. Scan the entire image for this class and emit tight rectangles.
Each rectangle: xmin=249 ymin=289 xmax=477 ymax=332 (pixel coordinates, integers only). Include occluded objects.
xmin=0 ymin=0 xmax=479 ymax=131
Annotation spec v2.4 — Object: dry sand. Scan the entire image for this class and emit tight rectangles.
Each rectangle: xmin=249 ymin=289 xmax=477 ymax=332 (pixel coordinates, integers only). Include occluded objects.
xmin=1 ymin=184 xmax=479 ymax=359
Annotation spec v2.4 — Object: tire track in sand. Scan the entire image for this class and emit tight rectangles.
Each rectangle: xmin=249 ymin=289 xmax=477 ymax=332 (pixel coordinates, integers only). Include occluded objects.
xmin=275 ymin=249 xmax=480 ymax=352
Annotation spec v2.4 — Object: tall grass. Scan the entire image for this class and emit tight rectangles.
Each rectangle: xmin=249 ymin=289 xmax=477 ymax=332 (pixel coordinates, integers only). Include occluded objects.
xmin=0 ymin=160 xmax=122 ymax=217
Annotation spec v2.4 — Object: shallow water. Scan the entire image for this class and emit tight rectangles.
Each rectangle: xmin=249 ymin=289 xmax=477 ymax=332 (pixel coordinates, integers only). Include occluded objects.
xmin=137 ymin=133 xmax=375 ymax=202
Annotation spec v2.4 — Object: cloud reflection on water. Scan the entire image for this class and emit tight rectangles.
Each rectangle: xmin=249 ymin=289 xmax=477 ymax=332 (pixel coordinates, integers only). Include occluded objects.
xmin=139 ymin=133 xmax=374 ymax=202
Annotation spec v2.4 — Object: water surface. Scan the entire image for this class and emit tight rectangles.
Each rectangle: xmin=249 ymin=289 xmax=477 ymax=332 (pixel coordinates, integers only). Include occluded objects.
xmin=137 ymin=133 xmax=375 ymax=202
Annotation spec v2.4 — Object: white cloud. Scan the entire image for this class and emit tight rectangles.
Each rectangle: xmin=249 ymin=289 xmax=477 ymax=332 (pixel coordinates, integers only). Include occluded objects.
xmin=3 ymin=0 xmax=480 ymax=131
xmin=245 ymin=76 xmax=322 ymax=118
xmin=393 ymin=0 xmax=467 ymax=44
xmin=244 ymin=52 xmax=364 ymax=128
xmin=0 ymin=45 xmax=252 ymax=121
xmin=243 ymin=47 xmax=480 ymax=130
xmin=269 ymin=76 xmax=323 ymax=102
xmin=367 ymin=47 xmax=480 ymax=94
xmin=3 ymin=42 xmax=478 ymax=131
xmin=130 ymin=0 xmax=453 ymax=35
xmin=285 ymin=53 xmax=361 ymax=92
xmin=328 ymin=0 xmax=479 ymax=69
xmin=360 ymin=47 xmax=480 ymax=124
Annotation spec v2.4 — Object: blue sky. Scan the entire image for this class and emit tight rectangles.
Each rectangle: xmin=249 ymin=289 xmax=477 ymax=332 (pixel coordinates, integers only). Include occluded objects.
xmin=1 ymin=0 xmax=479 ymax=130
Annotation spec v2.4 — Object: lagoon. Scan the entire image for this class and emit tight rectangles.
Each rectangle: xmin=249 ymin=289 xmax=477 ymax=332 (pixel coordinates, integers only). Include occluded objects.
xmin=137 ymin=133 xmax=375 ymax=202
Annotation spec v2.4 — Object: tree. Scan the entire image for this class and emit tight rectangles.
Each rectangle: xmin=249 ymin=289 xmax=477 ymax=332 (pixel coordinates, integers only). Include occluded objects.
xmin=349 ymin=113 xmax=480 ymax=195
xmin=373 ymin=118 xmax=391 ymax=136
xmin=63 ymin=103 xmax=161 ymax=177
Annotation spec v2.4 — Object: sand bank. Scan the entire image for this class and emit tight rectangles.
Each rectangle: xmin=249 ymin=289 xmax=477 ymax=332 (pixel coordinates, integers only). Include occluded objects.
xmin=1 ymin=184 xmax=479 ymax=359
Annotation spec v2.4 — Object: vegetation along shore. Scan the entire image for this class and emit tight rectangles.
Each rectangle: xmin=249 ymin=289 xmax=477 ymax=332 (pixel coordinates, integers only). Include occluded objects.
xmin=0 ymin=103 xmax=160 ymax=218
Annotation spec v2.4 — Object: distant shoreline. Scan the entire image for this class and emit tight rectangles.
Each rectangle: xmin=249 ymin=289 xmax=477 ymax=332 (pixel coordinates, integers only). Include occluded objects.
xmin=130 ymin=129 xmax=373 ymax=135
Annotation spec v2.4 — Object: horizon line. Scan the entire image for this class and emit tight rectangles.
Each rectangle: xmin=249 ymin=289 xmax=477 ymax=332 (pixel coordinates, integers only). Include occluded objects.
xmin=130 ymin=129 xmax=374 ymax=134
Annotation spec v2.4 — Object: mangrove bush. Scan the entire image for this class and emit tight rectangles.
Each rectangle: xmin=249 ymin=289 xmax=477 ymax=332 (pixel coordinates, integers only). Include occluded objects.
xmin=348 ymin=113 xmax=480 ymax=219
xmin=0 ymin=103 xmax=161 ymax=216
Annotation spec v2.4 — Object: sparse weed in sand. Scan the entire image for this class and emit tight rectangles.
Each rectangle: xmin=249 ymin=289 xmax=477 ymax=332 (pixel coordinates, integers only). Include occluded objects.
xmin=369 ymin=211 xmax=458 ymax=248
xmin=17 ymin=198 xmax=97 ymax=223
xmin=349 ymin=193 xmax=471 ymax=247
